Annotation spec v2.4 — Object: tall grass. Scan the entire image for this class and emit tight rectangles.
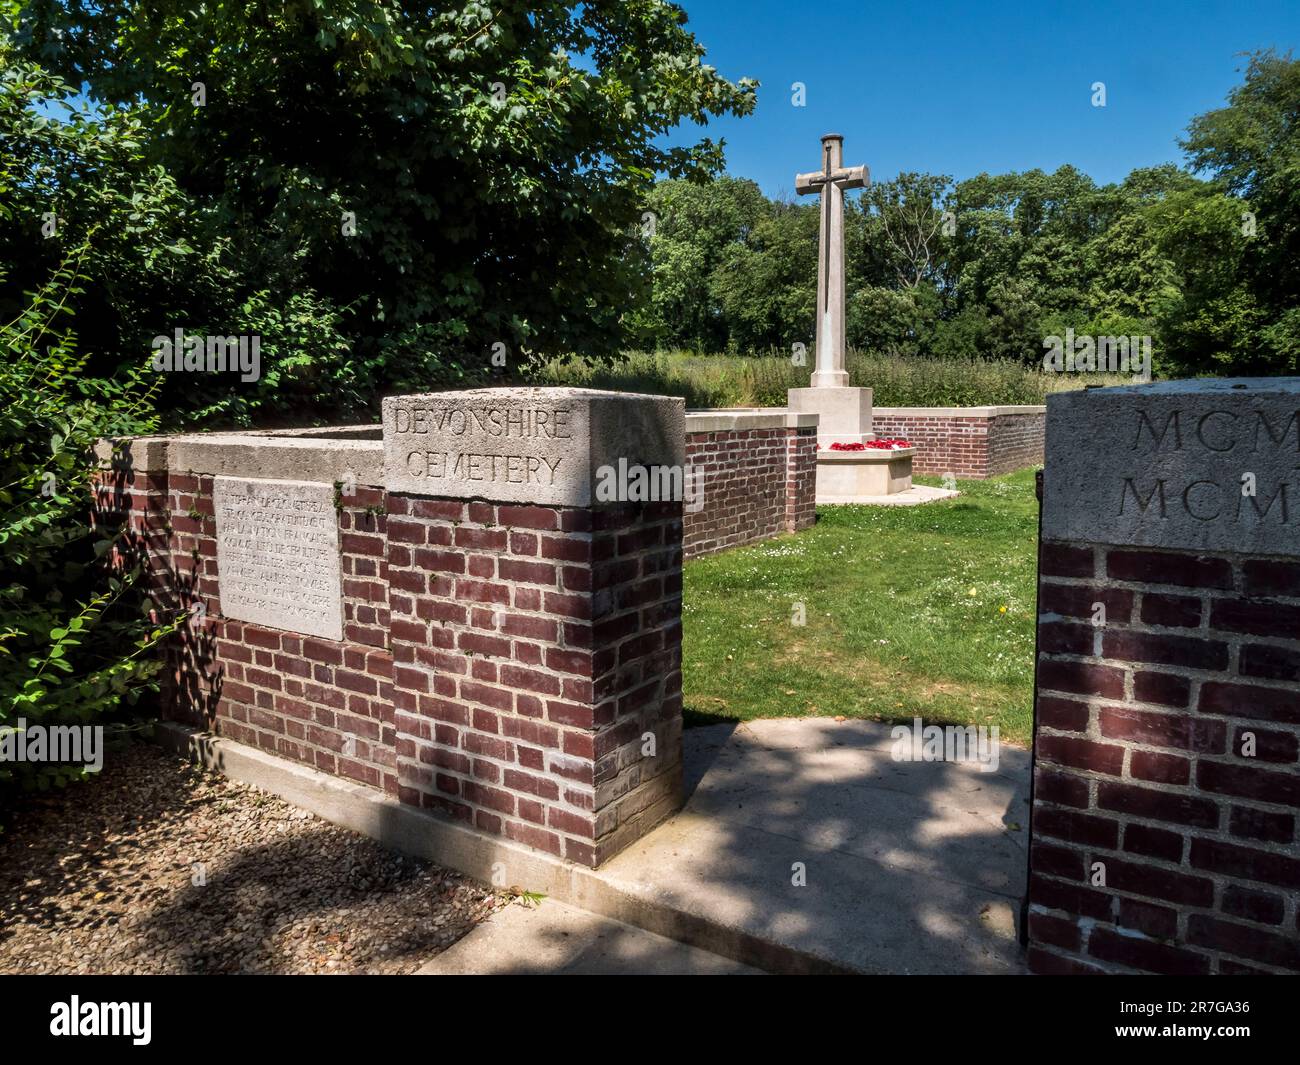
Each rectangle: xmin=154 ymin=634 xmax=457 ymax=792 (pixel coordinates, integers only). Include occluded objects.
xmin=525 ymin=350 xmax=1137 ymax=409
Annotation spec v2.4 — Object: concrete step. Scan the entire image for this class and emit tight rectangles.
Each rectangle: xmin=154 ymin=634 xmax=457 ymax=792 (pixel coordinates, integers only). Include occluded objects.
xmin=417 ymin=899 xmax=763 ymax=975
xmin=589 ymin=719 xmax=1032 ymax=975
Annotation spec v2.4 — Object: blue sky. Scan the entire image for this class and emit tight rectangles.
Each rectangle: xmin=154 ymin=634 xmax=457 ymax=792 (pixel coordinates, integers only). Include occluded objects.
xmin=664 ymin=0 xmax=1300 ymax=197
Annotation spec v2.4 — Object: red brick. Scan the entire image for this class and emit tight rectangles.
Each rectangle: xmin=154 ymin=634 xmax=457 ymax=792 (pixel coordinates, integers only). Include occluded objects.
xmin=547 ymin=807 xmax=596 ymax=838
xmin=1040 ymin=583 xmax=1133 ymax=622
xmin=459 ymin=680 xmax=513 ymax=712
xmin=1140 ymin=592 xmax=1202 ymax=628
xmin=1228 ymin=804 xmax=1294 ymax=844
xmin=1035 ymin=807 xmax=1119 ymax=848
xmin=504 ymin=821 xmax=561 ymax=856
xmin=1196 ymin=759 xmax=1300 ymax=807
xmin=497 ymin=505 xmax=559 ymax=530
xmin=1117 ymin=897 xmax=1178 ymax=939
xmin=502 ymin=768 xmax=560 ymax=801
xmin=335 ymin=669 xmax=378 ymax=696
xmin=1188 ymin=914 xmax=1300 ymax=969
xmin=1040 ymin=622 xmax=1095 ymax=656
xmin=244 ymin=627 xmax=283 ymax=650
xmin=1027 ymin=912 xmax=1081 ymax=951
xmin=1034 ymin=766 xmax=1089 ymax=808
xmin=1038 ymin=659 xmax=1126 ymax=699
xmin=1103 ymin=856 xmax=1215 ymax=907
xmin=1097 ymin=781 xmax=1219 ymax=829
xmin=1131 ymin=750 xmax=1190 ymax=784
xmin=1239 ymin=642 xmax=1300 ymax=683
xmin=1037 ymin=696 xmax=1089 ymax=732
xmin=1041 ymin=543 xmax=1095 ymax=578
xmin=1032 ymin=842 xmax=1084 ymax=880
xmin=1087 ymin=927 xmax=1210 ymax=974
xmin=1122 ymin=823 xmax=1183 ymax=862
xmin=1100 ymin=629 xmax=1228 ymax=671
xmin=406 ymin=498 xmax=464 ymax=521
xmin=1198 ymin=681 xmax=1300 ymax=725
xmin=1106 ymin=550 xmax=1233 ymax=590
xmin=1211 ymin=597 xmax=1300 ymax=637
xmin=1221 ymin=884 xmax=1284 ymax=925
xmin=1028 ymin=873 xmax=1113 ymax=920
xmin=1190 ymin=837 xmax=1300 ymax=889
xmin=1038 ymin=735 xmax=1125 ymax=775
xmin=1242 ymin=559 xmax=1300 ymax=598
xmin=460 ymin=780 xmax=516 ymax=815
xmin=1133 ymin=671 xmax=1192 ymax=708
xmin=1027 ymin=946 xmax=1106 ymax=975
xmin=1099 ymin=706 xmax=1192 ymax=751
xmin=1232 ymin=725 xmax=1298 ymax=763
xmin=498 ymin=558 xmax=557 ymax=585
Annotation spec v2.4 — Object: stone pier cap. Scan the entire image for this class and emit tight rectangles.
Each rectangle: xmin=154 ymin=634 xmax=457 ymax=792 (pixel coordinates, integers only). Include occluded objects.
xmin=382 ymin=387 xmax=685 ymax=506
xmin=1043 ymin=377 xmax=1300 ymax=556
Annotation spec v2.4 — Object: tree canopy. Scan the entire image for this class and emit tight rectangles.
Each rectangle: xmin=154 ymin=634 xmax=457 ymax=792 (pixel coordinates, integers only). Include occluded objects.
xmin=7 ymin=0 xmax=755 ymax=422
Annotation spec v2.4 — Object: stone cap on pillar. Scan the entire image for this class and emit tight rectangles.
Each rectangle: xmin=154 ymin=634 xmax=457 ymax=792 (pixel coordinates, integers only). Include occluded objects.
xmin=382 ymin=386 xmax=686 ymax=507
xmin=1042 ymin=377 xmax=1300 ymax=556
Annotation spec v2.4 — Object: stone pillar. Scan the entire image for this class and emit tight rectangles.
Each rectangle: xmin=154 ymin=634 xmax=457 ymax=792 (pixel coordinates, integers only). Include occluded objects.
xmin=382 ymin=388 xmax=686 ymax=868
xmin=1027 ymin=379 xmax=1300 ymax=975
xmin=813 ymin=133 xmax=849 ymax=388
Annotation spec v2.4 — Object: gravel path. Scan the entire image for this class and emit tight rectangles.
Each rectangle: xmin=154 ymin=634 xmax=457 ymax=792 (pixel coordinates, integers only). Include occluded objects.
xmin=0 ymin=742 xmax=509 ymax=974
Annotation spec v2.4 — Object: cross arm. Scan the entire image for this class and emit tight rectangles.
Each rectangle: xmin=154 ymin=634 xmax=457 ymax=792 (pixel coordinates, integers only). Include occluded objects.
xmin=794 ymin=164 xmax=870 ymax=195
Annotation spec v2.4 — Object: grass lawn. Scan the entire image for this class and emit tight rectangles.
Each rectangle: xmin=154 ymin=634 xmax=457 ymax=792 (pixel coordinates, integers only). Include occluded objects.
xmin=682 ymin=469 xmax=1041 ymax=746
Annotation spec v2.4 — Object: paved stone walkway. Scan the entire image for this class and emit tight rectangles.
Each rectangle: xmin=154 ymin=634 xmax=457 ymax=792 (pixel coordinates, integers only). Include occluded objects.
xmin=423 ymin=718 xmax=1031 ymax=974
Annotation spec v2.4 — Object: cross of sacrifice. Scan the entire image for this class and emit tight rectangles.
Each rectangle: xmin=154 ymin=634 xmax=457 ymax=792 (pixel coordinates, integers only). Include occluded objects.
xmin=795 ymin=134 xmax=869 ymax=387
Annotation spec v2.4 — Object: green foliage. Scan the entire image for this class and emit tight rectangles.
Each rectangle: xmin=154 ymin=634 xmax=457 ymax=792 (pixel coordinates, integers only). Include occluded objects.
xmin=636 ymin=53 xmax=1300 ymax=379
xmin=0 ymin=257 xmax=179 ymax=792
xmin=13 ymin=0 xmax=756 ymax=423
xmin=1178 ymin=49 xmax=1300 ymax=374
xmin=531 ymin=349 xmax=1129 ymax=408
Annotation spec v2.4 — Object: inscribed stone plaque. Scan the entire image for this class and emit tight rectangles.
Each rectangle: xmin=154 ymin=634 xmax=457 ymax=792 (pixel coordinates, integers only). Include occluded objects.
xmin=213 ymin=477 xmax=344 ymax=640
xmin=1042 ymin=378 xmax=1300 ymax=557
xmin=382 ymin=387 xmax=685 ymax=506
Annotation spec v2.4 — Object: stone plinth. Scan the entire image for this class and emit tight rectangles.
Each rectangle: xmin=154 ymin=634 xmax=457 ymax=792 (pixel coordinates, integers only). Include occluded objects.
xmin=383 ymin=387 xmax=684 ymax=506
xmin=1027 ymin=377 xmax=1300 ymax=976
xmin=816 ymin=447 xmax=916 ymax=502
xmin=787 ymin=385 xmax=873 ymax=447
xmin=382 ymin=387 xmax=687 ymax=868
xmin=789 ymin=383 xmax=921 ymax=502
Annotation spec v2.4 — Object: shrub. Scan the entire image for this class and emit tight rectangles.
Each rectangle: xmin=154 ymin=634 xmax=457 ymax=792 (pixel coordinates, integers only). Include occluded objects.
xmin=0 ymin=258 xmax=178 ymax=793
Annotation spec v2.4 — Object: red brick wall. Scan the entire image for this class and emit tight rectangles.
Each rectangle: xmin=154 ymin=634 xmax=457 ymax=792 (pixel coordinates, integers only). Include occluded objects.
xmin=385 ymin=496 xmax=683 ymax=867
xmin=97 ymin=413 xmax=813 ymax=867
xmin=684 ymin=425 xmax=817 ymax=558
xmin=1027 ymin=542 xmax=1300 ymax=975
xmin=871 ymin=409 xmax=1045 ymax=479
xmin=96 ymin=466 xmax=400 ymax=794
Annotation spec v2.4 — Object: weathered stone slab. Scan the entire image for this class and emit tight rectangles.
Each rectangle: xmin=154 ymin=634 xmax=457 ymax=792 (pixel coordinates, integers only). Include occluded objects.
xmin=1043 ymin=378 xmax=1300 ymax=556
xmin=213 ymin=477 xmax=344 ymax=640
xmin=787 ymin=385 xmax=872 ymax=444
xmin=382 ymin=387 xmax=684 ymax=506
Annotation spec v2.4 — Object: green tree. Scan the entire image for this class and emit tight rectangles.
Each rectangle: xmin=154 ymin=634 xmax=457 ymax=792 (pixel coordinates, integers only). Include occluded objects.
xmin=637 ymin=176 xmax=767 ymax=350
xmin=1179 ymin=49 xmax=1300 ymax=373
xmin=14 ymin=0 xmax=756 ymax=421
xmin=710 ymin=200 xmax=817 ymax=353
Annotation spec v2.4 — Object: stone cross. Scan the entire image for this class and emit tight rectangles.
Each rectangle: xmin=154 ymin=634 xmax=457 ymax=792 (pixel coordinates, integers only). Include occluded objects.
xmin=795 ymin=134 xmax=868 ymax=387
